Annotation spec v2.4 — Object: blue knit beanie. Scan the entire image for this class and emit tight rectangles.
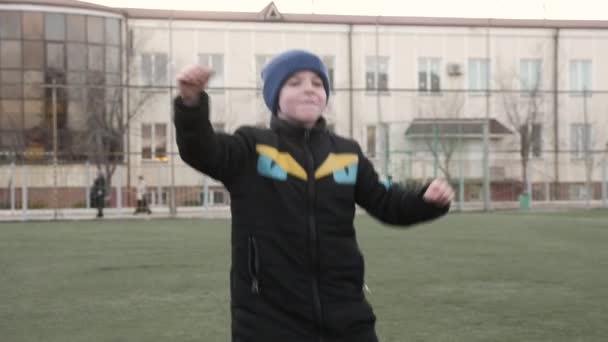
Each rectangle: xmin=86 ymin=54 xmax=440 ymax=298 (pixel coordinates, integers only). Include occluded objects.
xmin=261 ymin=49 xmax=330 ymax=115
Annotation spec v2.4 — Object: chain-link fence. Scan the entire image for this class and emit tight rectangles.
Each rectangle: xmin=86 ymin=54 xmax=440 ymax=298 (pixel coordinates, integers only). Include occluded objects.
xmin=2 ymin=86 xmax=608 ymax=220
xmin=2 ymin=5 xmax=608 ymax=220
xmin=0 ymin=151 xmax=230 ymax=220
xmin=381 ymin=149 xmax=608 ymax=211
xmin=1 ymin=146 xmax=607 ymax=220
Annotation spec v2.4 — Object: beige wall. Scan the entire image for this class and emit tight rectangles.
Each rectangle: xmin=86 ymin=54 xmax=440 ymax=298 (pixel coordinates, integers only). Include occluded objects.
xmin=127 ymin=19 xmax=608 ymax=184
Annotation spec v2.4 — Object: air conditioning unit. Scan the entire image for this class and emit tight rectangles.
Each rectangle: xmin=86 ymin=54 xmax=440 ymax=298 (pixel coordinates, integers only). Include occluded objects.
xmin=447 ymin=63 xmax=463 ymax=76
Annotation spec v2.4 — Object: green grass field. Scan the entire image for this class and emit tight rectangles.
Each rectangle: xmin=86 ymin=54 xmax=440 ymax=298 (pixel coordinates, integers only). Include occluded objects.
xmin=1 ymin=211 xmax=607 ymax=342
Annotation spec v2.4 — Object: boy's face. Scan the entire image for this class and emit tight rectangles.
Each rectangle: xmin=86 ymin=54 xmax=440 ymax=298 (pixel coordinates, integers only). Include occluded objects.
xmin=277 ymin=70 xmax=327 ymax=127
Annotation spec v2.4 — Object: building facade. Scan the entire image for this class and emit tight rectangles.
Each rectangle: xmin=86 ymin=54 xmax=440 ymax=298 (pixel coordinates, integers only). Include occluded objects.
xmin=2 ymin=0 xmax=608 ymax=210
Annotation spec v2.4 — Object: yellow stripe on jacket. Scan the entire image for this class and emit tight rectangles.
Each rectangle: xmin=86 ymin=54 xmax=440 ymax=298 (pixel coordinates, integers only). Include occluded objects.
xmin=256 ymin=144 xmax=308 ymax=181
xmin=314 ymin=153 xmax=358 ymax=180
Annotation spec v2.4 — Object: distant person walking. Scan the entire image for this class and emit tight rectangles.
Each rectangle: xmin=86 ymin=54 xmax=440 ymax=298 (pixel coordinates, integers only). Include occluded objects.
xmin=134 ymin=175 xmax=151 ymax=215
xmin=91 ymin=173 xmax=106 ymax=218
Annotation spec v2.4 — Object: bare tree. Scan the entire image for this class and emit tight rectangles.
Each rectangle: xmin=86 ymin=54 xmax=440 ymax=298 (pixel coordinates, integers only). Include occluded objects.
xmin=581 ymin=89 xmax=598 ymax=203
xmin=83 ymin=31 xmax=155 ymax=194
xmin=496 ymin=64 xmax=544 ymax=194
xmin=413 ymin=92 xmax=465 ymax=181
xmin=0 ymin=105 xmax=27 ymax=162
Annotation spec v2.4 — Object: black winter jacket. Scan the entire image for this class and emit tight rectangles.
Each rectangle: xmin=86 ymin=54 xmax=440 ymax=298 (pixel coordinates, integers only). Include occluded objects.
xmin=174 ymin=92 xmax=449 ymax=342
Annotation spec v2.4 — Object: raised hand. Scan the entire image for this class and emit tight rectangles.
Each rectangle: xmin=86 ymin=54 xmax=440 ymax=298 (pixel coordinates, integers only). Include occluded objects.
xmin=176 ymin=64 xmax=214 ymax=107
xmin=422 ymin=178 xmax=454 ymax=207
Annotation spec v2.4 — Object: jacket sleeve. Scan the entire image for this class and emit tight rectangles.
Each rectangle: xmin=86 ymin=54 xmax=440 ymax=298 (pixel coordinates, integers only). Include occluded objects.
xmin=354 ymin=146 xmax=449 ymax=226
xmin=173 ymin=91 xmax=254 ymax=184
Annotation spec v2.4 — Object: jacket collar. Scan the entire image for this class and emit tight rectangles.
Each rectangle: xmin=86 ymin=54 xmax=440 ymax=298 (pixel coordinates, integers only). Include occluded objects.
xmin=270 ymin=115 xmax=328 ymax=138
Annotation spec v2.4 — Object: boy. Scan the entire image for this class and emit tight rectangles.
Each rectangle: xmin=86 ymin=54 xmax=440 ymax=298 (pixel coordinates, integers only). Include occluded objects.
xmin=174 ymin=49 xmax=453 ymax=342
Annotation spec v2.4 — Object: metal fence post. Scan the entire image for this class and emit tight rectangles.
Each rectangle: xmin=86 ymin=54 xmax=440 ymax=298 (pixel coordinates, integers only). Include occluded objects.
xmin=602 ymin=159 xmax=607 ymax=208
xmin=433 ymin=123 xmax=438 ymax=178
xmin=168 ymin=15 xmax=177 ymax=217
xmin=203 ymin=176 xmax=209 ymax=209
xmin=482 ymin=121 xmax=491 ymax=211
xmin=116 ymin=167 xmax=122 ymax=212
xmin=527 ymin=161 xmax=532 ymax=207
xmin=10 ymin=161 xmax=15 ymax=213
xmin=86 ymin=161 xmax=91 ymax=209
xmin=458 ymin=152 xmax=464 ymax=212
xmin=157 ymin=166 xmax=162 ymax=208
xmin=21 ymin=164 xmax=28 ymax=221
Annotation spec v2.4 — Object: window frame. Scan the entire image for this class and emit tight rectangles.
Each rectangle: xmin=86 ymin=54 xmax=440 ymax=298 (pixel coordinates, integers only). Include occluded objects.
xmin=365 ymin=56 xmax=389 ymax=92
xmin=418 ymin=57 xmax=442 ymax=94
xmin=468 ymin=58 xmax=490 ymax=95
xmin=198 ymin=53 xmax=225 ymax=91
xmin=141 ymin=122 xmax=168 ymax=162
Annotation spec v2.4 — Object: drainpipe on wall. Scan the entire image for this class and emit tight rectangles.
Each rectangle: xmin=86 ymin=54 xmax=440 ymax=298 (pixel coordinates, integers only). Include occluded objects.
xmin=553 ymin=28 xmax=560 ymax=199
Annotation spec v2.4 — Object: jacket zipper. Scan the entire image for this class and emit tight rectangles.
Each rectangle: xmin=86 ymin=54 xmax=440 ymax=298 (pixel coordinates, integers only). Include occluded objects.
xmin=304 ymin=130 xmax=324 ymax=342
xmin=248 ymin=236 xmax=260 ymax=294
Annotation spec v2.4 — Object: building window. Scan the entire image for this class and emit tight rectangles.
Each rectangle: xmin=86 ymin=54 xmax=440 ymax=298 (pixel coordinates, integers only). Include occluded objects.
xmin=142 ymin=123 xmax=167 ymax=161
xmin=570 ymin=123 xmax=592 ymax=159
xmin=23 ymin=41 xmax=44 ymax=69
xmin=531 ymin=123 xmax=542 ymax=158
xmin=106 ymin=47 xmax=120 ymax=73
xmin=149 ymin=187 xmax=168 ymax=206
xmin=366 ymin=125 xmax=376 ymax=158
xmin=0 ymin=11 xmax=22 ymax=39
xmin=141 ymin=53 xmax=168 ymax=86
xmin=212 ymin=189 xmax=230 ymax=205
xmin=256 ymin=54 xmax=273 ymax=90
xmin=87 ymin=16 xmax=104 ymax=44
xmin=105 ymin=18 xmax=120 ymax=45
xmin=569 ymin=184 xmax=590 ymax=201
xmin=199 ymin=54 xmax=224 ymax=89
xmin=418 ymin=57 xmax=441 ymax=93
xmin=322 ymin=56 xmax=335 ymax=91
xmin=66 ymin=43 xmax=86 ymax=71
xmin=1 ymin=70 xmax=22 ymax=99
xmin=154 ymin=123 xmax=167 ymax=160
xmin=468 ymin=58 xmax=490 ymax=93
xmin=365 ymin=56 xmax=389 ymax=91
xmin=45 ymin=13 xmax=65 ymax=41
xmin=520 ymin=59 xmax=542 ymax=94
xmin=88 ymin=45 xmax=104 ymax=72
xmin=66 ymin=14 xmax=86 ymax=42
xmin=570 ymin=59 xmax=592 ymax=95
xmin=23 ymin=12 xmax=44 ymax=39
xmin=0 ymin=40 xmax=22 ymax=68
xmin=24 ymin=71 xmax=44 ymax=99
xmin=142 ymin=124 xmax=152 ymax=159
xmin=46 ymin=43 xmax=65 ymax=70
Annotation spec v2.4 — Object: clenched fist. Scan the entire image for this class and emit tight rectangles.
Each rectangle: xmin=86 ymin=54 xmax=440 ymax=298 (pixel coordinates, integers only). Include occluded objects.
xmin=176 ymin=65 xmax=214 ymax=107
xmin=422 ymin=179 xmax=454 ymax=207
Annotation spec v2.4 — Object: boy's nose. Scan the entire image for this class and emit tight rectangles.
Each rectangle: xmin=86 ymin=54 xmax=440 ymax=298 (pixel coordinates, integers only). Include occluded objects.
xmin=303 ymin=81 xmax=315 ymax=92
